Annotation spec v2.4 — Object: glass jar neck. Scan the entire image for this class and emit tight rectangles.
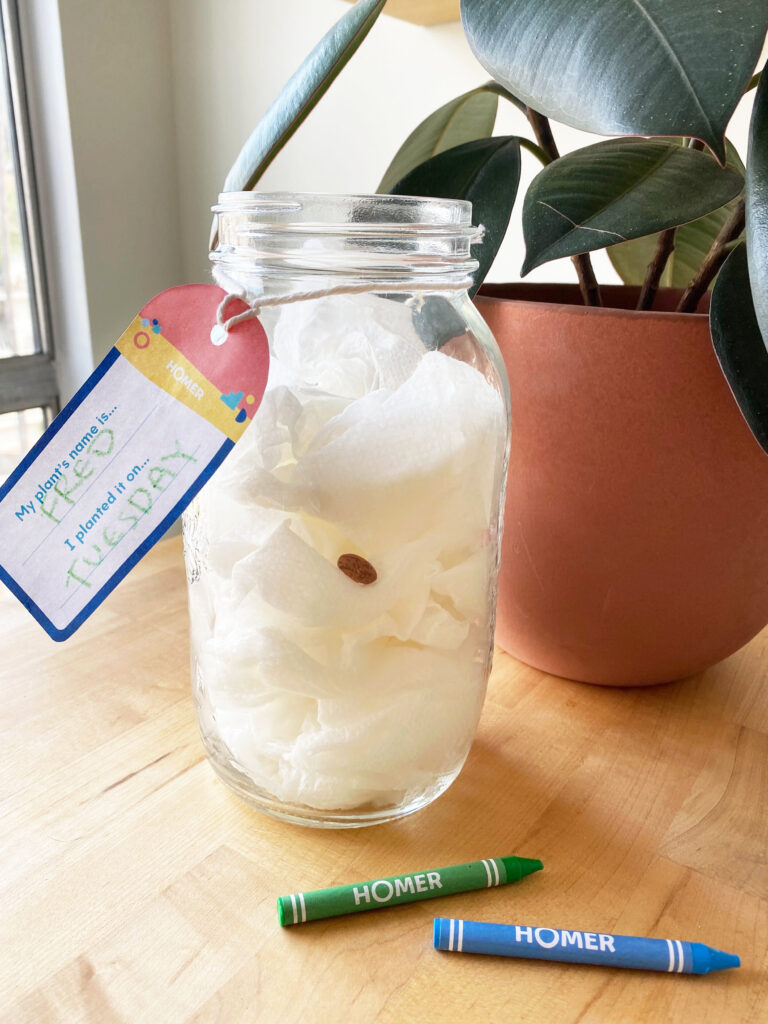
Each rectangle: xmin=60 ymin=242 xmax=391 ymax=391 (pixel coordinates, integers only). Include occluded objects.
xmin=210 ymin=192 xmax=480 ymax=299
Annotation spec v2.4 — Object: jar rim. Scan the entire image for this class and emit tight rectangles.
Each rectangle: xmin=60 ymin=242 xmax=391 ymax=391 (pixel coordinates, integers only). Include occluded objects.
xmin=212 ymin=191 xmax=474 ymax=228
xmin=211 ymin=191 xmax=480 ymax=290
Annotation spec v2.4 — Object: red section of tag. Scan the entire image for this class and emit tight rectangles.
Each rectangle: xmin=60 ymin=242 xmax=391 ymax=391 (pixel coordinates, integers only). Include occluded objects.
xmin=141 ymin=284 xmax=269 ymax=423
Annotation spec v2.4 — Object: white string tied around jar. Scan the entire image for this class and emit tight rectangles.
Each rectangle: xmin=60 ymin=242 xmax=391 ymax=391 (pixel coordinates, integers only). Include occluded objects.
xmin=209 ymin=224 xmax=487 ymax=346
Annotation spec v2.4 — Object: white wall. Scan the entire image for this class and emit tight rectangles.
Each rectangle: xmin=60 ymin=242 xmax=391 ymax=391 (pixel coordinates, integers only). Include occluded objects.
xmin=56 ymin=0 xmax=185 ymax=363
xmin=168 ymin=0 xmax=494 ymax=283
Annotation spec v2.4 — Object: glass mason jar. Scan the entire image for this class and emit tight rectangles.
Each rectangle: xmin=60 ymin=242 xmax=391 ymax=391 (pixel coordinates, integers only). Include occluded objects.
xmin=183 ymin=193 xmax=510 ymax=827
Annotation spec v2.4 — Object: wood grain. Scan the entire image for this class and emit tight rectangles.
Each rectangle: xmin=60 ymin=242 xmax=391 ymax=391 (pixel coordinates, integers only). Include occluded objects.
xmin=1 ymin=536 xmax=767 ymax=1023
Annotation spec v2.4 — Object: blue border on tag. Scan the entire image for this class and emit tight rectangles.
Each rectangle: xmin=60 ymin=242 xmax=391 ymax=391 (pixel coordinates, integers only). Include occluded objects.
xmin=0 ymin=347 xmax=233 ymax=642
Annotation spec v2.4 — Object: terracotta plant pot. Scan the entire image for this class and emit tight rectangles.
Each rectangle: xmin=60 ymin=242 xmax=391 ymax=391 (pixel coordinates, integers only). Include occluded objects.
xmin=475 ymin=283 xmax=768 ymax=686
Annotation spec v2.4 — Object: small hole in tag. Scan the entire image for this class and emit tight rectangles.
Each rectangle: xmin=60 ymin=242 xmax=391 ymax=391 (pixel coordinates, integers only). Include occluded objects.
xmin=210 ymin=323 xmax=228 ymax=346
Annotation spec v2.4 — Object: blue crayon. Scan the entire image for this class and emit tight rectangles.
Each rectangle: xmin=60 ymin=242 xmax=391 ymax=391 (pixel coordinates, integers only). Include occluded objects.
xmin=433 ymin=919 xmax=740 ymax=975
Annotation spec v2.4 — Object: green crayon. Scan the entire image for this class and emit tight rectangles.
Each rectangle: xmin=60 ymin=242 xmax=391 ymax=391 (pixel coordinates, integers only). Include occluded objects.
xmin=277 ymin=855 xmax=543 ymax=926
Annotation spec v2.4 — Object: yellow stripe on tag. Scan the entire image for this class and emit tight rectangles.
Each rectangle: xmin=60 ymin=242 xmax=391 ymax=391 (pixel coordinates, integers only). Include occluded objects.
xmin=116 ymin=316 xmax=248 ymax=442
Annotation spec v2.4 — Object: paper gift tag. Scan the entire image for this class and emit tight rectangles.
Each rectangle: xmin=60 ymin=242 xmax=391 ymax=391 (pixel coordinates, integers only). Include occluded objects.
xmin=0 ymin=284 xmax=269 ymax=640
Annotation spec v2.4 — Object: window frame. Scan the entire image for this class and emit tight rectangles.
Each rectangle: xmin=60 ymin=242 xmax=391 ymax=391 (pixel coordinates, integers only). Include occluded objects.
xmin=0 ymin=0 xmax=57 ymax=418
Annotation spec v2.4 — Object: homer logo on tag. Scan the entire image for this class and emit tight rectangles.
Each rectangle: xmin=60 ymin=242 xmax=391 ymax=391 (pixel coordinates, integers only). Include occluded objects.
xmin=0 ymin=284 xmax=269 ymax=640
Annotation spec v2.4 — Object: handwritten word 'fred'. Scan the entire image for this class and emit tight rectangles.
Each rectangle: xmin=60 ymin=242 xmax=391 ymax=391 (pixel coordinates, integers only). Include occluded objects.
xmin=64 ymin=441 xmax=197 ymax=590
xmin=13 ymin=412 xmax=116 ymax=523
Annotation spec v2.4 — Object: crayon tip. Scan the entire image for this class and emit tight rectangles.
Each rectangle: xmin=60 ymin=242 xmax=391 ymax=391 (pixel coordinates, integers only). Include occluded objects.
xmin=502 ymin=856 xmax=543 ymax=881
xmin=708 ymin=949 xmax=740 ymax=972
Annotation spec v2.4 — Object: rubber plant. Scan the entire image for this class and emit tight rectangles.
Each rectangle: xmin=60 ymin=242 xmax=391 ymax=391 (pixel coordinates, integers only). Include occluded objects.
xmin=218 ymin=0 xmax=768 ymax=453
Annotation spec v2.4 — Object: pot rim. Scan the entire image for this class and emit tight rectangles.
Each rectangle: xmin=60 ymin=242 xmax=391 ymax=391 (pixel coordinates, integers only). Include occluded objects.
xmin=476 ymin=282 xmax=710 ymax=321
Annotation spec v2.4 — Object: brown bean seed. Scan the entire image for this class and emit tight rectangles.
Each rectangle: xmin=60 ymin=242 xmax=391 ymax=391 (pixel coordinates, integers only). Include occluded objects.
xmin=337 ymin=553 xmax=377 ymax=585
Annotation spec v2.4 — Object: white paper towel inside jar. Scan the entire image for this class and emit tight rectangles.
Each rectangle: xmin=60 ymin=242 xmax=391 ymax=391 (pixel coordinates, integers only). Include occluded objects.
xmin=186 ymin=293 xmax=506 ymax=811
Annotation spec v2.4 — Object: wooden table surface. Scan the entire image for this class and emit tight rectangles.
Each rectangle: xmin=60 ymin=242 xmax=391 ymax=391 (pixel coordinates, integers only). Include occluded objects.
xmin=1 ymin=536 xmax=767 ymax=1024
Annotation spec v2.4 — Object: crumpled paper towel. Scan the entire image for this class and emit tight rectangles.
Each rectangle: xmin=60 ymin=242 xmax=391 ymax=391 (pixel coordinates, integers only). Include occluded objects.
xmin=187 ymin=293 xmax=506 ymax=811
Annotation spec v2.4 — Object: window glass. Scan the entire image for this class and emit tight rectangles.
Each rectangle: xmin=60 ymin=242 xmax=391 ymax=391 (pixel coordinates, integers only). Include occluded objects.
xmin=0 ymin=37 xmax=35 ymax=359
xmin=0 ymin=406 xmax=46 ymax=481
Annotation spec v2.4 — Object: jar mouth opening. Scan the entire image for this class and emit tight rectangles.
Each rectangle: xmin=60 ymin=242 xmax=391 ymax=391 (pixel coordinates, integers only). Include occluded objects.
xmin=212 ymin=191 xmax=474 ymax=230
xmin=211 ymin=192 xmax=480 ymax=288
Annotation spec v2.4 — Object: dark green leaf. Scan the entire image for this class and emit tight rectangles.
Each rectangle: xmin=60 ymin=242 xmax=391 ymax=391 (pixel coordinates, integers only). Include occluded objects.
xmin=378 ymin=86 xmax=499 ymax=194
xmin=710 ymin=243 xmax=768 ymax=454
xmin=746 ymin=64 xmax=768 ymax=349
xmin=412 ymin=296 xmax=468 ymax=349
xmin=522 ymin=139 xmax=744 ymax=275
xmin=211 ymin=0 xmax=385 ymax=246
xmin=389 ymin=137 xmax=521 ymax=296
xmin=461 ymin=0 xmax=768 ymax=160
xmin=609 ymin=141 xmax=746 ymax=287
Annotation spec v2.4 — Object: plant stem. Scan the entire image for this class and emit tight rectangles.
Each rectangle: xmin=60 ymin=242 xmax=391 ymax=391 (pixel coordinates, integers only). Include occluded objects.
xmin=484 ymin=80 xmax=528 ymax=116
xmin=637 ymin=138 xmax=709 ymax=310
xmin=676 ymin=198 xmax=745 ymax=312
xmin=518 ymin=136 xmax=551 ymax=166
xmin=526 ymin=107 xmax=561 ymax=160
xmin=525 ymin=107 xmax=602 ymax=306
xmin=637 ymin=227 xmax=676 ymax=310
xmin=489 ymin=88 xmax=558 ymax=167
xmin=571 ymin=252 xmax=603 ymax=308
